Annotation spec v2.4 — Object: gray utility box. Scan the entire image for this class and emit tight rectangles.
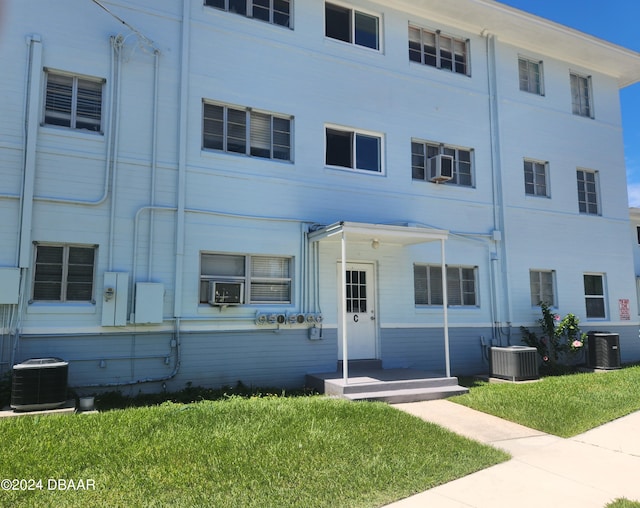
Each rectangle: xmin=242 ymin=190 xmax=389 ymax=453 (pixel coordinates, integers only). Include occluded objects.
xmin=587 ymin=332 xmax=621 ymax=370
xmin=491 ymin=346 xmax=539 ymax=381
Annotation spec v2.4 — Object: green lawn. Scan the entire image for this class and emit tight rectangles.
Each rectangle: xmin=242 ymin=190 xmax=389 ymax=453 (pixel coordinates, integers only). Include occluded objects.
xmin=0 ymin=397 xmax=508 ymax=507
xmin=452 ymin=365 xmax=640 ymax=437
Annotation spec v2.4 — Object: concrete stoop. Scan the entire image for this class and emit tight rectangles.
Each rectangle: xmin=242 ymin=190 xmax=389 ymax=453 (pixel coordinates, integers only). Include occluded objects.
xmin=306 ymin=366 xmax=468 ymax=403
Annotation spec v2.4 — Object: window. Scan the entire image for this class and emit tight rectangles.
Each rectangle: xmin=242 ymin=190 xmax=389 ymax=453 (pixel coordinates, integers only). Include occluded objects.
xmin=414 ymin=265 xmax=477 ymax=306
xmin=44 ymin=71 xmax=103 ymax=132
xmin=518 ymin=57 xmax=543 ymax=95
xmin=577 ymin=169 xmax=599 ymax=215
xmin=411 ymin=141 xmax=473 ymax=186
xmin=203 ymin=102 xmax=292 ymax=161
xmin=200 ymin=253 xmax=292 ymax=304
xmin=584 ymin=274 xmax=606 ymax=318
xmin=326 ymin=126 xmax=382 ymax=173
xmin=570 ymin=73 xmax=593 ymax=117
xmin=524 ymin=159 xmax=548 ymax=197
xmin=204 ymin=0 xmax=291 ymax=28
xmin=530 ymin=270 xmax=555 ymax=306
xmin=32 ymin=244 xmax=96 ymax=302
xmin=408 ymin=25 xmax=469 ymax=75
xmin=325 ymin=2 xmax=379 ymax=50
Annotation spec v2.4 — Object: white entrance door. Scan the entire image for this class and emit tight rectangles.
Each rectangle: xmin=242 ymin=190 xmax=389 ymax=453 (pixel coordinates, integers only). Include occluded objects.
xmin=337 ymin=263 xmax=377 ymax=360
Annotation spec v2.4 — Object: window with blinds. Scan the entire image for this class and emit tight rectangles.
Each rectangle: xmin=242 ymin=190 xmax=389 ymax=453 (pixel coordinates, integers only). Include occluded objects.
xmin=203 ymin=102 xmax=292 ymax=161
xmin=409 ymin=25 xmax=469 ymax=76
xmin=411 ymin=140 xmax=473 ymax=186
xmin=44 ymin=71 xmax=103 ymax=132
xmin=570 ymin=72 xmax=593 ymax=118
xmin=518 ymin=57 xmax=544 ymax=95
xmin=200 ymin=253 xmax=292 ymax=304
xmin=414 ymin=264 xmax=477 ymax=307
xmin=32 ymin=244 xmax=96 ymax=302
xmin=530 ymin=270 xmax=555 ymax=307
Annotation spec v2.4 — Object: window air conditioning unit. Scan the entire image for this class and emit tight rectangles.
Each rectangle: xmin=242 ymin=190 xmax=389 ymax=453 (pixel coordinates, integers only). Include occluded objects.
xmin=429 ymin=154 xmax=454 ymax=183
xmin=208 ymin=281 xmax=244 ymax=306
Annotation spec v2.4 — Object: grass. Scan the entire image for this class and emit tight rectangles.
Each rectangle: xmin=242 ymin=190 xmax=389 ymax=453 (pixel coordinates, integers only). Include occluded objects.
xmin=452 ymin=365 xmax=640 ymax=437
xmin=0 ymin=396 xmax=508 ymax=507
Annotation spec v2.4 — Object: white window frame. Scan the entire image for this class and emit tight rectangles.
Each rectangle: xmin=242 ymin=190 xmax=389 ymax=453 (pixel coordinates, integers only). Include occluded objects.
xmin=31 ymin=243 xmax=97 ymax=303
xmin=204 ymin=0 xmax=292 ymax=28
xmin=325 ymin=124 xmax=384 ymax=174
xmin=518 ymin=56 xmax=544 ymax=95
xmin=529 ymin=269 xmax=555 ymax=307
xmin=408 ymin=25 xmax=470 ymax=76
xmin=324 ymin=1 xmax=381 ymax=51
xmin=43 ymin=69 xmax=104 ymax=133
xmin=200 ymin=253 xmax=293 ymax=305
xmin=577 ymin=168 xmax=600 ymax=215
xmin=203 ymin=101 xmax=293 ymax=161
xmin=414 ymin=264 xmax=478 ymax=307
xmin=584 ymin=273 xmax=606 ymax=319
xmin=411 ymin=140 xmax=473 ymax=187
xmin=524 ymin=159 xmax=549 ymax=197
xmin=570 ymin=72 xmax=593 ymax=118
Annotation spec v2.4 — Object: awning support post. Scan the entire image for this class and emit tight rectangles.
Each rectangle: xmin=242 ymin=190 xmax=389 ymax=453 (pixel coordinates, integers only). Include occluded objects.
xmin=341 ymin=229 xmax=349 ymax=384
xmin=441 ymin=238 xmax=451 ymax=378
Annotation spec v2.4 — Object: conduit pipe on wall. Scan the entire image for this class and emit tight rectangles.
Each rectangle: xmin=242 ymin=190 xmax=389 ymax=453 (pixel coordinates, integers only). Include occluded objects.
xmin=23 ymin=36 xmax=118 ymax=208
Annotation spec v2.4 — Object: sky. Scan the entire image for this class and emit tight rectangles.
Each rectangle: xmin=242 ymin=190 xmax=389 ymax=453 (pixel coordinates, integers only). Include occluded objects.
xmin=496 ymin=0 xmax=640 ymax=207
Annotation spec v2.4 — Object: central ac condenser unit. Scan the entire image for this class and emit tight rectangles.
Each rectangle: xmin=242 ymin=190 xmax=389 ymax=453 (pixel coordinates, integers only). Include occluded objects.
xmin=490 ymin=346 xmax=539 ymax=381
xmin=11 ymin=358 xmax=69 ymax=411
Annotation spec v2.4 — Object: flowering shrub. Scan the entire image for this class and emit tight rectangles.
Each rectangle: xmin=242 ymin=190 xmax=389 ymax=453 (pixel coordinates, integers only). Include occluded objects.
xmin=520 ymin=302 xmax=586 ymax=367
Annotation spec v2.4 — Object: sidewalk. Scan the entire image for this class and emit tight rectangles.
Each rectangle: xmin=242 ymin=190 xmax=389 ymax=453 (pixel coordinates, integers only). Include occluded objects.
xmin=387 ymin=399 xmax=640 ymax=508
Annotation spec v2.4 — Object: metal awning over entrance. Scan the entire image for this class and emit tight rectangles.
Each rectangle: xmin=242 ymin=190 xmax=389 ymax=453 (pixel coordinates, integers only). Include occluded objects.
xmin=308 ymin=221 xmax=448 ymax=246
xmin=308 ymin=221 xmax=450 ymax=384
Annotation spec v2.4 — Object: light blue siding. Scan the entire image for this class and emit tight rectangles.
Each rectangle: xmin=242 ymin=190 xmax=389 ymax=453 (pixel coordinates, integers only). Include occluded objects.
xmin=1 ymin=0 xmax=640 ymax=391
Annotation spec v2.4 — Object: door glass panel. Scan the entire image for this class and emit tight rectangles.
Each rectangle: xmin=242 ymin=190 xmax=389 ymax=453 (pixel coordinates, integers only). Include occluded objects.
xmin=346 ymin=270 xmax=367 ymax=313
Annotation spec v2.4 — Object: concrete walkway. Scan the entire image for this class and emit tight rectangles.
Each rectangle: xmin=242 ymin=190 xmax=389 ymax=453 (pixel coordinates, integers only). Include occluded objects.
xmin=387 ymin=400 xmax=640 ymax=507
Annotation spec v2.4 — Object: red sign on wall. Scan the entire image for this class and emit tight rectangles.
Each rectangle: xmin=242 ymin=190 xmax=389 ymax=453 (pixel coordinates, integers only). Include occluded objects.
xmin=619 ymin=299 xmax=631 ymax=321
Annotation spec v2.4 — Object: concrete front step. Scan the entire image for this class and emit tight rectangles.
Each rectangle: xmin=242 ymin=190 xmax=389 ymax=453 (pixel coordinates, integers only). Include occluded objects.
xmin=343 ymin=384 xmax=469 ymax=403
xmin=306 ymin=368 xmax=469 ymax=403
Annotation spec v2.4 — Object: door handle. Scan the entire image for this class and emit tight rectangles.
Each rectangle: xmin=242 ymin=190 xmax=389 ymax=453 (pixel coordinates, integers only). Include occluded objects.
xmin=370 ymin=313 xmax=376 ymax=321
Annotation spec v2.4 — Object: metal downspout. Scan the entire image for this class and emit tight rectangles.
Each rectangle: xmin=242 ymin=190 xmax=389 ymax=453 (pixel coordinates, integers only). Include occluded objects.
xmin=174 ymin=0 xmax=190 ymax=321
xmin=18 ymin=35 xmax=42 ymax=269
xmin=148 ymin=49 xmax=160 ymax=280
xmin=11 ymin=35 xmax=43 ymax=369
xmin=486 ymin=32 xmax=513 ymax=344
xmin=108 ymin=36 xmax=124 ymax=271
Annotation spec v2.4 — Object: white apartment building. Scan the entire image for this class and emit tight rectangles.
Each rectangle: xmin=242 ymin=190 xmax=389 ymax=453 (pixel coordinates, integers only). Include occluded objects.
xmin=1 ymin=0 xmax=639 ymax=392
